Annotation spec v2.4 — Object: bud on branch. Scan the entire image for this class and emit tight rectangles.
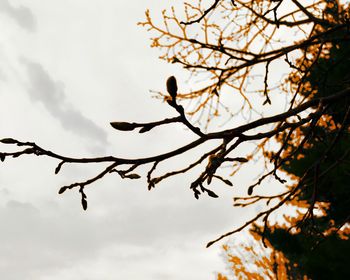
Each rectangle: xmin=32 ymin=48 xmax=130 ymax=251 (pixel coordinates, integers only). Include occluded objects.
xmin=166 ymin=76 xmax=178 ymax=100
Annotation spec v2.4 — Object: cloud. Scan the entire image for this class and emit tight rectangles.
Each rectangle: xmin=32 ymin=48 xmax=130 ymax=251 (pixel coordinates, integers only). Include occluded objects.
xmin=0 ymin=191 xmax=228 ymax=280
xmin=0 ymin=0 xmax=36 ymax=32
xmin=0 ymin=187 xmax=10 ymax=196
xmin=0 ymin=199 xmax=115 ymax=279
xmin=22 ymin=60 xmax=108 ymax=149
xmin=0 ymin=67 xmax=6 ymax=82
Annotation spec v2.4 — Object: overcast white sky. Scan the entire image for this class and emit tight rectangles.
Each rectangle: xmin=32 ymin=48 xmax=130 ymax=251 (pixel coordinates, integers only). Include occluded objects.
xmin=0 ymin=1 xmax=279 ymax=279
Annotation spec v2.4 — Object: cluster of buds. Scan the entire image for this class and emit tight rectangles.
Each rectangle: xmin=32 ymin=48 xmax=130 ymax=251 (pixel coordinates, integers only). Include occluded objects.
xmin=206 ymin=153 xmax=224 ymax=184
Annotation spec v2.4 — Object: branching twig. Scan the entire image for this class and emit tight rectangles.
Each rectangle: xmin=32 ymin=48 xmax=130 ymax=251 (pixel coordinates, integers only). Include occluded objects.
xmin=180 ymin=0 xmax=221 ymax=25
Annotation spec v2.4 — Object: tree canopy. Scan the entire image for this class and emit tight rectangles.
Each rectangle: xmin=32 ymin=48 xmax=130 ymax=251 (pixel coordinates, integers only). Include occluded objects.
xmin=1 ymin=0 xmax=349 ymax=263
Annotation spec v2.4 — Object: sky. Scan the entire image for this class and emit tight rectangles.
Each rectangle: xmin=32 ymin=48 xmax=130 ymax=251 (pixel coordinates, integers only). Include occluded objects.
xmin=0 ymin=1 xmax=279 ymax=279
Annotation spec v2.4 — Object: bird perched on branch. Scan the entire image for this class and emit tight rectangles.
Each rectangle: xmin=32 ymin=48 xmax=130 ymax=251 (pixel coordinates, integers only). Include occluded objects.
xmin=166 ymin=76 xmax=178 ymax=101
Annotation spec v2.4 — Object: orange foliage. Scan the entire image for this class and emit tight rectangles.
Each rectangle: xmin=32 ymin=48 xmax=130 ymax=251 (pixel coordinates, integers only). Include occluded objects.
xmin=217 ymin=273 xmax=228 ymax=280
xmin=139 ymin=0 xmax=330 ymax=128
xmin=216 ymin=233 xmax=307 ymax=280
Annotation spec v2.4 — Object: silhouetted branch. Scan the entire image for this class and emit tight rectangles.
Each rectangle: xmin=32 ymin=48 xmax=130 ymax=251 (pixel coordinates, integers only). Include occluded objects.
xmin=110 ymin=116 xmax=182 ymax=133
xmin=2 ymin=0 xmax=350 ymax=248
